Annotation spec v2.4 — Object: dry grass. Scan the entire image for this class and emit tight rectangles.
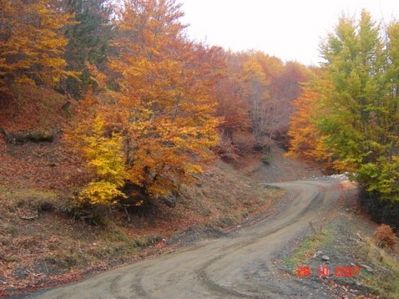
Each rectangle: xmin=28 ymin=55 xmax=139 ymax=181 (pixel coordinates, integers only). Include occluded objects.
xmin=359 ymin=238 xmax=399 ymax=299
xmin=374 ymin=224 xmax=397 ymax=250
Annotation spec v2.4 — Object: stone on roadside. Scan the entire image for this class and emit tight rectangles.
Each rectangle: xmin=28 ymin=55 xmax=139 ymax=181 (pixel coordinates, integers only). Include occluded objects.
xmin=313 ymin=250 xmax=323 ymax=258
xmin=360 ymin=264 xmax=374 ymax=273
xmin=321 ymin=255 xmax=330 ymax=261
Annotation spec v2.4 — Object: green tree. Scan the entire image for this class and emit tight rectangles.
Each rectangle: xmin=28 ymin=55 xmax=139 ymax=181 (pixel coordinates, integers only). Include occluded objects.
xmin=319 ymin=10 xmax=399 ymax=201
xmin=61 ymin=0 xmax=114 ymax=98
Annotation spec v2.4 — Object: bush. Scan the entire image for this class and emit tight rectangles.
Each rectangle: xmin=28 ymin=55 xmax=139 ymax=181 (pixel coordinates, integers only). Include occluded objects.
xmin=217 ymin=138 xmax=239 ymax=161
xmin=374 ymin=224 xmax=397 ymax=249
xmin=360 ymin=190 xmax=399 ymax=230
xmin=79 ymin=181 xmax=125 ymax=206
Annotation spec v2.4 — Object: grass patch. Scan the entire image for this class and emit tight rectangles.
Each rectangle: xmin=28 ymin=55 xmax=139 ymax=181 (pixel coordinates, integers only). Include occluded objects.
xmin=0 ymin=185 xmax=59 ymax=212
xmin=103 ymin=224 xmax=130 ymax=243
xmin=356 ymin=240 xmax=399 ymax=299
xmin=132 ymin=235 xmax=162 ymax=249
xmin=283 ymin=228 xmax=333 ymax=272
xmin=0 ymin=185 xmax=57 ymax=201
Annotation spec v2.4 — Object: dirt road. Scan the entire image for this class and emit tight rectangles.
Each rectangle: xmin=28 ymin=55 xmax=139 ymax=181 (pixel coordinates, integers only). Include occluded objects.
xmin=31 ymin=179 xmax=348 ymax=299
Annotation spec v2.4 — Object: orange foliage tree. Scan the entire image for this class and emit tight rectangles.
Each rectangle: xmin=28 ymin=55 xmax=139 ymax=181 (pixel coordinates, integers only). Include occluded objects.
xmin=65 ymin=88 xmax=128 ymax=206
xmin=214 ymin=53 xmax=251 ymax=138
xmin=287 ymin=86 xmax=332 ymax=165
xmin=0 ymin=0 xmax=74 ymax=93
xmin=107 ymin=0 xmax=220 ymax=199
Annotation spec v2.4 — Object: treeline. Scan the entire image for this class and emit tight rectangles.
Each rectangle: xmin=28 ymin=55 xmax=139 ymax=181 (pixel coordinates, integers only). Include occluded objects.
xmin=0 ymin=0 xmax=113 ymax=97
xmin=288 ymin=10 xmax=399 ymax=228
xmin=217 ymin=52 xmax=309 ymax=157
xmin=0 ymin=0 xmax=308 ymax=207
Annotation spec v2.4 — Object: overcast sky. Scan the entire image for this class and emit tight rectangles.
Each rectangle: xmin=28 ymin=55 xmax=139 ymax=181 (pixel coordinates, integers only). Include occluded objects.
xmin=180 ymin=0 xmax=399 ymax=66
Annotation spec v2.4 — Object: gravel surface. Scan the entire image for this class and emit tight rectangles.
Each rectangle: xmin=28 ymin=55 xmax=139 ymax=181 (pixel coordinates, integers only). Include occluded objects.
xmin=27 ymin=179 xmax=351 ymax=299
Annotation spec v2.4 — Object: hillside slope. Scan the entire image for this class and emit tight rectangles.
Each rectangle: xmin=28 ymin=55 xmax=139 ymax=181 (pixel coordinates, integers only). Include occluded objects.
xmin=0 ymin=156 xmax=287 ymax=297
xmin=0 ymin=95 xmax=330 ymax=297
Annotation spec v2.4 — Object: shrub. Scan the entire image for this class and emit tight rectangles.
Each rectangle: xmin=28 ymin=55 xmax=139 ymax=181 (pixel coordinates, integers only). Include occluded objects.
xmin=374 ymin=224 xmax=397 ymax=250
xmin=360 ymin=190 xmax=399 ymax=230
xmin=79 ymin=181 xmax=125 ymax=206
xmin=217 ymin=138 xmax=239 ymax=161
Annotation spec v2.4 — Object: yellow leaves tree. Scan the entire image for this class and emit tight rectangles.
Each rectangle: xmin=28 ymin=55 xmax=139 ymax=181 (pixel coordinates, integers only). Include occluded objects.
xmin=287 ymin=86 xmax=332 ymax=166
xmin=66 ymin=97 xmax=127 ymax=205
xmin=0 ymin=0 xmax=74 ymax=92
xmin=109 ymin=0 xmax=220 ymax=199
xmin=79 ymin=115 xmax=126 ymax=206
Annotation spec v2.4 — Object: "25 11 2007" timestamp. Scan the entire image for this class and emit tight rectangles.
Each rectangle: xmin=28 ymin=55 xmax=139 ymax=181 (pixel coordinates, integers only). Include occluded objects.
xmin=295 ymin=265 xmax=361 ymax=278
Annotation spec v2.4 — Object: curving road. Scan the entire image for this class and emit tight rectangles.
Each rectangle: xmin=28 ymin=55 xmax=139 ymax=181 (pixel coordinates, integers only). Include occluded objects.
xmin=32 ymin=180 xmax=348 ymax=299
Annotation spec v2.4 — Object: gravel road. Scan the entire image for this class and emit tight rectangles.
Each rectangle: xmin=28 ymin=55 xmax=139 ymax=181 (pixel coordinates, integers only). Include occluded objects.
xmin=31 ymin=179 xmax=347 ymax=299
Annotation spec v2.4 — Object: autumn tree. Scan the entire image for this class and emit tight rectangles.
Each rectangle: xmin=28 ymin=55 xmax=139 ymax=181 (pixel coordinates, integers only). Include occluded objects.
xmin=108 ymin=0 xmax=220 ymax=199
xmin=235 ymin=52 xmax=310 ymax=147
xmin=212 ymin=50 xmax=310 ymax=157
xmin=210 ymin=52 xmax=250 ymax=159
xmin=287 ymin=84 xmax=332 ymax=165
xmin=241 ymin=55 xmax=270 ymax=143
xmin=215 ymin=52 xmax=250 ymax=137
xmin=271 ymin=62 xmax=310 ymax=137
xmin=245 ymin=53 xmax=280 ymax=144
xmin=77 ymin=114 xmax=127 ymax=206
xmin=0 ymin=0 xmax=74 ymax=94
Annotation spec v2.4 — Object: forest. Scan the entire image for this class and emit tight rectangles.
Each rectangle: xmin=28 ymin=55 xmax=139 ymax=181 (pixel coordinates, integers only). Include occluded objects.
xmin=0 ymin=0 xmax=308 ymax=208
xmin=1 ymin=0 xmax=399 ymax=297
xmin=1 ymin=0 xmax=398 ymax=227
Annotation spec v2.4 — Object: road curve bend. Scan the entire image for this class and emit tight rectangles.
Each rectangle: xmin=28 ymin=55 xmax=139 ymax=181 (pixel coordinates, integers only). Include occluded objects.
xmin=32 ymin=179 xmax=349 ymax=299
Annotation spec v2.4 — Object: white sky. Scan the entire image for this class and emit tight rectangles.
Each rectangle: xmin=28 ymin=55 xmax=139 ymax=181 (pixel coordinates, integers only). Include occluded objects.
xmin=180 ymin=0 xmax=399 ymax=66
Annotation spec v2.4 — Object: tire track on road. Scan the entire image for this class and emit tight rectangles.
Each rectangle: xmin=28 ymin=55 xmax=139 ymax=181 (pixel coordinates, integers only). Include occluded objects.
xmin=30 ymin=180 xmax=347 ymax=299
